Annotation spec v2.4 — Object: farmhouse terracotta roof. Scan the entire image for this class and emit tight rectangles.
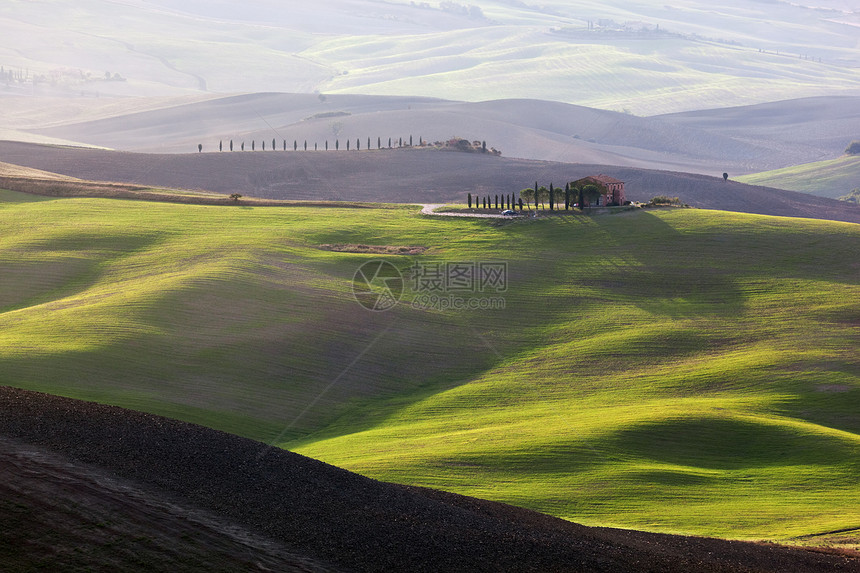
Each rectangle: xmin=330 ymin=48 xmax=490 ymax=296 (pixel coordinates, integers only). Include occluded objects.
xmin=591 ymin=174 xmax=624 ymax=185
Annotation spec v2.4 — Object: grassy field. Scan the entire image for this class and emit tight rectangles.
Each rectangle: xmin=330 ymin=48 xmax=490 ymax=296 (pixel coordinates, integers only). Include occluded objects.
xmin=1 ymin=189 xmax=858 ymax=542
xmin=736 ymin=155 xmax=860 ymax=199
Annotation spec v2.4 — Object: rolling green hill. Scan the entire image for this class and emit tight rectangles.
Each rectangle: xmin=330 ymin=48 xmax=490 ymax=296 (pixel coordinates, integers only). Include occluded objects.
xmin=1 ymin=189 xmax=858 ymax=542
xmin=735 ymin=155 xmax=860 ymax=199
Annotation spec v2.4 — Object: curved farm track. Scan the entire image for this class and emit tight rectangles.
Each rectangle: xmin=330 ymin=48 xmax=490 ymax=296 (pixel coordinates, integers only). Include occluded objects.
xmin=1 ymin=386 xmax=856 ymax=572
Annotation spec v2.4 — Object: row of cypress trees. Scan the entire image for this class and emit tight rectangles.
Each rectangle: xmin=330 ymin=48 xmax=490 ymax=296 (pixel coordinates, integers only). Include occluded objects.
xmin=201 ymin=136 xmax=422 ymax=153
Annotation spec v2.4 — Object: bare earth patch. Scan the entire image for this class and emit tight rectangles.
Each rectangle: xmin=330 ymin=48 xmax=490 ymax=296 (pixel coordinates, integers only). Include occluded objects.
xmin=319 ymin=244 xmax=428 ymax=255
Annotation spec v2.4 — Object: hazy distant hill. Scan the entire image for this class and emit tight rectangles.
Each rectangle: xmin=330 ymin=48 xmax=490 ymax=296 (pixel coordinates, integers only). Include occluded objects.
xmin=1 ymin=0 xmax=859 ymax=113
xmin=18 ymin=94 xmax=860 ymax=178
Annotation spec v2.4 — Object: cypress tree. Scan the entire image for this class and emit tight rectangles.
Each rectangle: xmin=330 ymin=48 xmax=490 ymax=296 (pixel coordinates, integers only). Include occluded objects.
xmin=356 ymin=138 xmax=360 ymax=150
xmin=326 ymin=141 xmax=329 ymax=150
xmin=262 ymin=140 xmax=266 ymax=150
xmin=219 ymin=140 xmax=222 ymax=152
xmin=347 ymin=139 xmax=350 ymax=151
xmin=388 ymin=137 xmax=392 ymax=148
xmin=549 ymin=183 xmax=554 ymax=211
xmin=565 ymin=183 xmax=570 ymax=210
xmin=230 ymin=140 xmax=233 ymax=151
xmin=304 ymin=140 xmax=307 ymax=151
xmin=283 ymin=140 xmax=287 ymax=151
xmin=252 ymin=141 xmax=255 ymax=151
xmin=294 ymin=140 xmax=298 ymax=151
xmin=378 ymin=136 xmax=381 ymax=149
xmin=368 ymin=137 xmax=371 ymax=149
xmin=409 ymin=135 xmax=413 ymax=146
xmin=336 ymin=140 xmax=339 ymax=150
xmin=273 ymin=138 xmax=276 ymax=150
xmin=468 ymin=193 xmax=472 ymax=208
xmin=241 ymin=142 xmax=245 ymax=151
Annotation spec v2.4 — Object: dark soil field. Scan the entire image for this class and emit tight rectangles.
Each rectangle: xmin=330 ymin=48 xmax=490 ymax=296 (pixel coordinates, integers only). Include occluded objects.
xmin=1 ymin=141 xmax=859 ymax=224
xmin=1 ymin=387 xmax=856 ymax=572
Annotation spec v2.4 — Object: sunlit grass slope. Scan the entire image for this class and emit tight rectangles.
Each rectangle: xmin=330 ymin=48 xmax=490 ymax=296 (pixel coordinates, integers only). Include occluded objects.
xmin=736 ymin=155 xmax=860 ymax=199
xmin=1 ymin=188 xmax=857 ymax=541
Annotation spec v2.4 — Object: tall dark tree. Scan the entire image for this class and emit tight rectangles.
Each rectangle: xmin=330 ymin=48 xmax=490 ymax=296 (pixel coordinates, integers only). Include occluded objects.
xmin=468 ymin=193 xmax=472 ymax=208
xmin=197 ymin=143 xmax=202 ymax=153
xmin=252 ymin=141 xmax=255 ymax=151
xmin=241 ymin=142 xmax=245 ymax=151
xmin=347 ymin=139 xmax=350 ymax=151
xmin=378 ymin=136 xmax=381 ymax=149
xmin=399 ymin=137 xmax=403 ymax=147
xmin=565 ymin=183 xmax=571 ymax=210
xmin=409 ymin=135 xmax=413 ymax=146
xmin=482 ymin=140 xmax=487 ymax=152
xmin=388 ymin=137 xmax=392 ymax=148
xmin=262 ymin=140 xmax=266 ymax=150
xmin=535 ymin=181 xmax=539 ymax=209
xmin=294 ymin=140 xmax=298 ymax=151
xmin=326 ymin=141 xmax=329 ymax=150
xmin=219 ymin=141 xmax=222 ymax=152
xmin=336 ymin=140 xmax=339 ymax=150
xmin=304 ymin=140 xmax=307 ymax=151
xmin=368 ymin=137 xmax=371 ymax=149
xmin=283 ymin=140 xmax=287 ymax=151
xmin=273 ymin=138 xmax=276 ymax=150
xmin=723 ymin=172 xmax=728 ymax=182
xmin=549 ymin=183 xmax=554 ymax=211
xmin=356 ymin=138 xmax=360 ymax=150
xmin=315 ymin=143 xmax=318 ymax=150
xmin=230 ymin=140 xmax=233 ymax=151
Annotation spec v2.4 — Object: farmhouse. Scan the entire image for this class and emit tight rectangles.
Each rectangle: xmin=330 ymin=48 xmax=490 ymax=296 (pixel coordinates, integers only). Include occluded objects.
xmin=574 ymin=175 xmax=626 ymax=206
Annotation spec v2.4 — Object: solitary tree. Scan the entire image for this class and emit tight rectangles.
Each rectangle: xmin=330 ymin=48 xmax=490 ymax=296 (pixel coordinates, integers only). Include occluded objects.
xmin=723 ymin=172 xmax=728 ymax=182
xmin=304 ymin=140 xmax=307 ymax=151
xmin=219 ymin=141 xmax=222 ymax=152
xmin=230 ymin=193 xmax=242 ymax=202
xmin=378 ymin=137 xmax=381 ymax=149
xmin=252 ymin=141 xmax=255 ymax=151
xmin=347 ymin=139 xmax=350 ymax=151
xmin=198 ymin=143 xmax=202 ymax=153
xmin=273 ymin=138 xmax=276 ymax=150
xmin=468 ymin=193 xmax=472 ymax=208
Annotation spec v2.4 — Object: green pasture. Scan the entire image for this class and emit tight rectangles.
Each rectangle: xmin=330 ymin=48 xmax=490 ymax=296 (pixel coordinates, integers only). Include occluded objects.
xmin=736 ymin=155 xmax=860 ymax=199
xmin=1 ymin=188 xmax=858 ymax=541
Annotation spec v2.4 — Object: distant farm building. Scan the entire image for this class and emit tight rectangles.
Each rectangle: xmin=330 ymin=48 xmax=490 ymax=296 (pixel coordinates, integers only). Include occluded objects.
xmin=573 ymin=175 xmax=626 ymax=206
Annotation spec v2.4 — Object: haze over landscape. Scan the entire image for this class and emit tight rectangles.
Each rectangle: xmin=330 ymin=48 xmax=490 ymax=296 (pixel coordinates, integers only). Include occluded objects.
xmin=1 ymin=1 xmax=859 ymax=571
